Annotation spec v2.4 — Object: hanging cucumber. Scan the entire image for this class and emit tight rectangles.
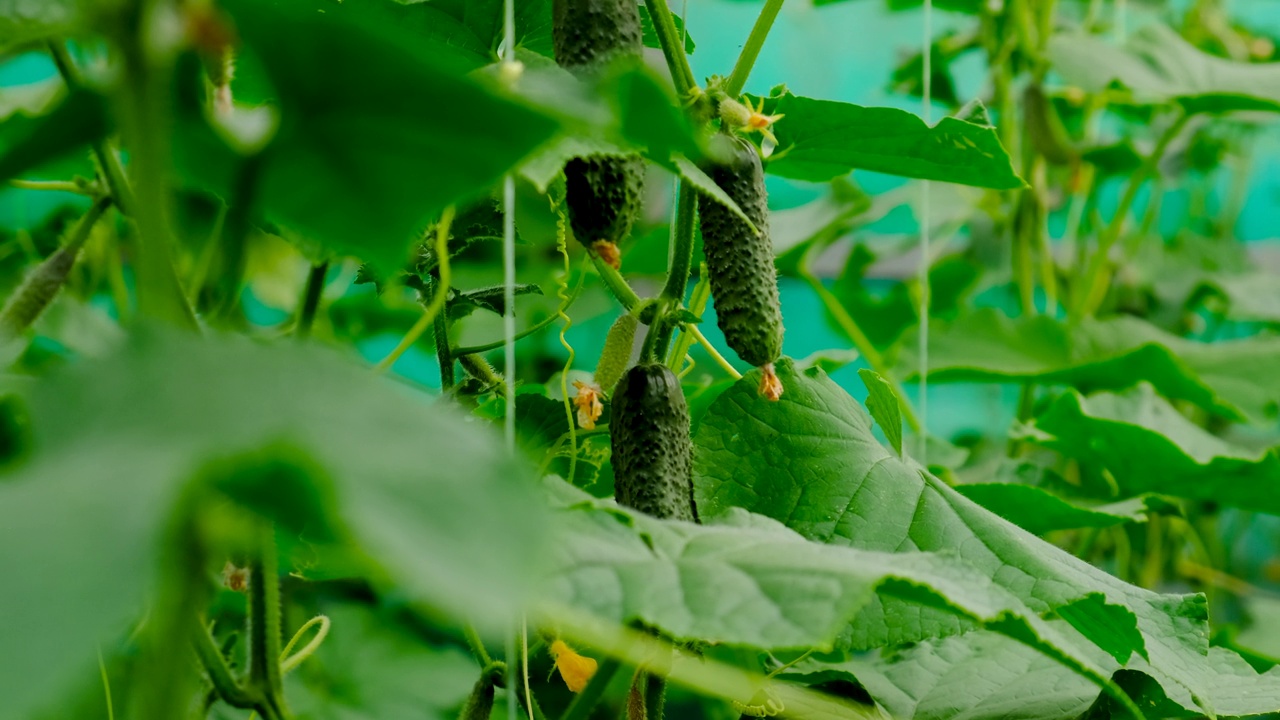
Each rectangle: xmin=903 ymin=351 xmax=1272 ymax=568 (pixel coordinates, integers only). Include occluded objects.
xmin=696 ymin=135 xmax=785 ymax=400
xmin=553 ymin=0 xmax=646 ymax=267
xmin=610 ymin=362 xmax=696 ymax=522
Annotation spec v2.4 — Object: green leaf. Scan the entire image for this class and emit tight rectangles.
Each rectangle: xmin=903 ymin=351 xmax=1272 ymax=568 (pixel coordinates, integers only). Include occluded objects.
xmin=674 ymin=154 xmax=758 ymax=234
xmin=896 ymin=308 xmax=1280 ymax=425
xmin=638 ymin=4 xmax=695 ymax=54
xmin=1049 ymin=24 xmax=1280 ymax=114
xmin=0 ymin=327 xmax=546 ymax=719
xmin=544 ymin=479 xmax=1134 ymax=708
xmin=447 ymin=283 xmax=544 ymax=320
xmin=0 ymin=87 xmax=108 ymax=183
xmin=790 ymin=627 xmax=1102 ymax=720
xmin=858 ymin=369 xmax=902 ymax=457
xmin=1022 ymin=384 xmax=1280 ymax=514
xmin=691 ymin=359 xmax=1280 ymax=715
xmin=0 ymin=0 xmax=78 ymax=52
xmin=748 ymin=91 xmax=1023 ymax=189
xmin=954 ymin=483 xmax=1170 ymax=535
xmin=198 ymin=0 xmax=562 ymax=270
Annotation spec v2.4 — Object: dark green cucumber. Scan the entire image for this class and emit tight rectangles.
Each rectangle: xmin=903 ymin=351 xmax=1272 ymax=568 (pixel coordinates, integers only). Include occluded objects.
xmin=553 ymin=0 xmax=646 ymax=255
xmin=562 ymin=154 xmax=645 ymax=251
xmin=610 ymin=363 xmax=696 ymax=522
xmin=697 ymin=136 xmax=784 ymax=369
xmin=552 ymin=0 xmax=643 ymax=74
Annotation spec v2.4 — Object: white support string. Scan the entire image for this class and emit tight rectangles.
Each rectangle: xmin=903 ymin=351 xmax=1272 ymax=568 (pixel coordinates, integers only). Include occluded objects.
xmin=918 ymin=0 xmax=932 ymax=462
xmin=501 ymin=6 xmax=519 ymax=720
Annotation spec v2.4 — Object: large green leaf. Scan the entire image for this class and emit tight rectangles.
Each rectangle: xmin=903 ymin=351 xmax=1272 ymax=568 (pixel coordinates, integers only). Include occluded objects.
xmin=542 ymin=479 xmax=1131 ymax=707
xmin=750 ymin=91 xmax=1023 ymax=189
xmin=895 ymin=308 xmax=1280 ymax=425
xmin=198 ymin=0 xmax=562 ymax=269
xmin=790 ymin=628 xmax=1103 ymax=720
xmin=1049 ymin=23 xmax=1280 ymax=114
xmin=0 ymin=0 xmax=78 ymax=52
xmin=0 ymin=327 xmax=546 ymax=719
xmin=691 ymin=359 xmax=1280 ymax=715
xmin=1022 ymin=384 xmax=1280 ymax=513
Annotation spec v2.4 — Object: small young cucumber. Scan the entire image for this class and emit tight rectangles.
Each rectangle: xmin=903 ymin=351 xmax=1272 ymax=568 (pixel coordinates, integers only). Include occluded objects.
xmin=553 ymin=0 xmax=647 ymax=263
xmin=610 ymin=363 xmax=697 ymax=522
xmin=594 ymin=311 xmax=639 ymax=395
xmin=697 ymin=136 xmax=785 ymax=398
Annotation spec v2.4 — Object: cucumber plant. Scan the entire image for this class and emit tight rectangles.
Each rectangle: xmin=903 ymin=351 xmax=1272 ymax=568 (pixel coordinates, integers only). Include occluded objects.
xmin=7 ymin=1 xmax=1280 ymax=720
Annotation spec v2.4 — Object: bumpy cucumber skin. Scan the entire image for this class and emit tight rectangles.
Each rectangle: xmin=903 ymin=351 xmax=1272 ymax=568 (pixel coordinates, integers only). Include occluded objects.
xmin=563 ymin=154 xmax=645 ymax=249
xmin=697 ymin=138 xmax=784 ymax=368
xmin=610 ymin=363 xmax=696 ymax=522
xmin=553 ymin=0 xmax=646 ymax=252
xmin=594 ymin=312 xmax=639 ymax=394
xmin=552 ymin=0 xmax=643 ymax=73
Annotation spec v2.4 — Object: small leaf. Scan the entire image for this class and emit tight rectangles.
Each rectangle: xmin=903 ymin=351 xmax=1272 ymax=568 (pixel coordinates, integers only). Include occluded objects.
xmin=857 ymin=369 xmax=902 ymax=457
xmin=747 ymin=91 xmax=1024 ymax=189
xmin=447 ymin=283 xmax=544 ymax=320
xmin=638 ymin=4 xmax=695 ymax=54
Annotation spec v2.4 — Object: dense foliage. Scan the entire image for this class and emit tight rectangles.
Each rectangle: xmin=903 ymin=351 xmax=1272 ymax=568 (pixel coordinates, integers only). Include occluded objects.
xmin=5 ymin=0 xmax=1280 ymax=718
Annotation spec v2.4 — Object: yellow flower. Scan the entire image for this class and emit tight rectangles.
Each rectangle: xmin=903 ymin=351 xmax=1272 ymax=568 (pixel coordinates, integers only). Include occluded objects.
xmin=758 ymin=363 xmax=783 ymax=402
xmin=744 ymin=96 xmax=784 ymax=145
xmin=572 ymin=381 xmax=604 ymax=430
xmin=549 ymin=639 xmax=598 ymax=693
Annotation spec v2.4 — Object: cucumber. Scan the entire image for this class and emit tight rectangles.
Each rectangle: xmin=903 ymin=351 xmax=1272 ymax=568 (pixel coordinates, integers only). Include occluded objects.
xmin=553 ymin=0 xmax=643 ymax=74
xmin=553 ymin=0 xmax=646 ymax=263
xmin=594 ymin=311 xmax=639 ymax=394
xmin=610 ymin=363 xmax=696 ymax=522
xmin=562 ymin=154 xmax=645 ymax=260
xmin=696 ymin=136 xmax=785 ymax=398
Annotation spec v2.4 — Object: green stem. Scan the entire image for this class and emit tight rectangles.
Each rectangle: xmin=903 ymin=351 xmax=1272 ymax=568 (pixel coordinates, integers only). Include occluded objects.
xmin=48 ymin=42 xmax=136 ymax=215
xmin=724 ymin=0 xmax=787 ymax=97
xmin=652 ymin=182 xmax=699 ymax=365
xmin=295 ymin=261 xmax=328 ymax=338
xmin=798 ymin=262 xmax=921 ymax=432
xmin=559 ymin=657 xmax=621 ymax=720
xmin=452 ymin=308 xmax=573 ymax=357
xmin=435 ymin=311 xmax=455 ymax=391
xmin=8 ymin=179 xmax=95 ymax=195
xmin=247 ymin=523 xmax=287 ymax=715
xmin=74 ymin=25 xmax=196 ymax=328
xmin=643 ymin=674 xmax=667 ymax=720
xmin=464 ymin=625 xmax=495 ymax=670
xmin=660 ymin=183 xmax=698 ymax=304
xmin=193 ymin=620 xmax=257 ymax=709
xmin=213 ymin=153 xmax=266 ymax=323
xmin=1072 ymin=111 xmax=1188 ymax=320
xmin=592 ymin=255 xmax=642 ymax=310
xmin=642 ymin=0 xmax=697 ymax=98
